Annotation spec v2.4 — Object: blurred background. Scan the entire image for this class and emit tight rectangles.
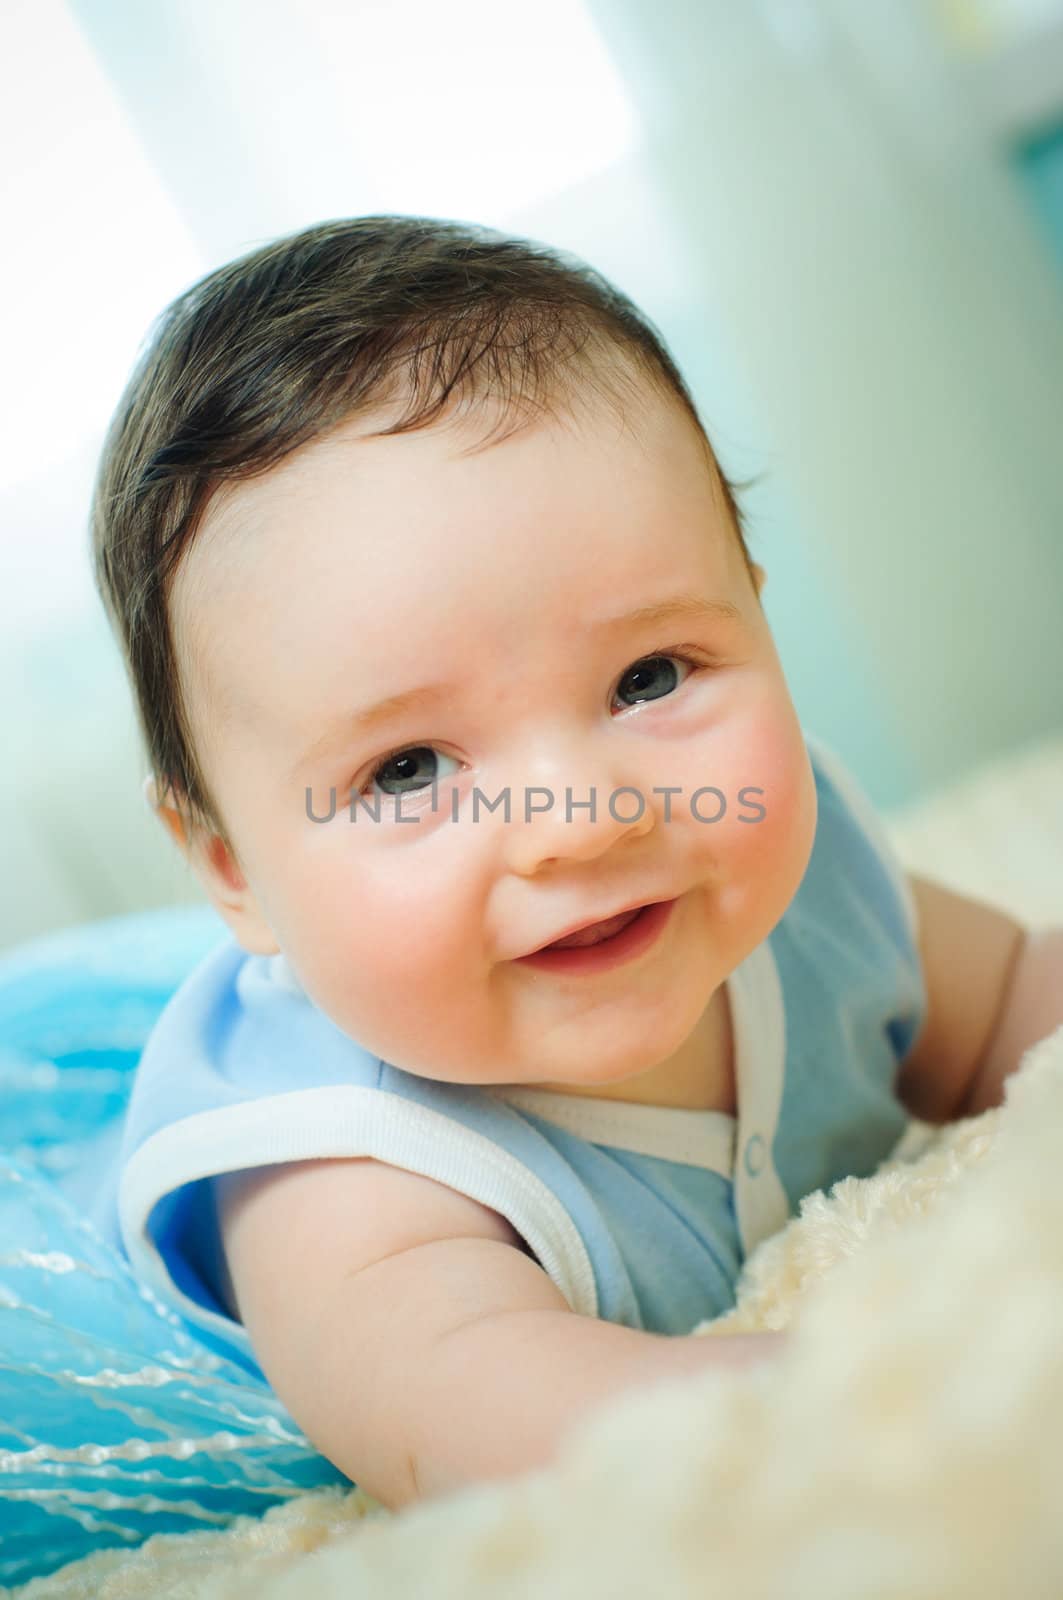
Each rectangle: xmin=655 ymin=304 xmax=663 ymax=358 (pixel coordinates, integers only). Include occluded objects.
xmin=3 ymin=0 xmax=1063 ymax=952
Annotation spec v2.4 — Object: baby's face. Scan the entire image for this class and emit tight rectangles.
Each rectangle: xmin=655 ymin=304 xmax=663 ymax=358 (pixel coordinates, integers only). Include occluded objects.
xmin=170 ymin=384 xmax=817 ymax=1095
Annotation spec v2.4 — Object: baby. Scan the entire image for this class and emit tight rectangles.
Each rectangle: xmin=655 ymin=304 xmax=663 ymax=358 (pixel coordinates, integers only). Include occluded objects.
xmin=89 ymin=215 xmax=1062 ymax=1512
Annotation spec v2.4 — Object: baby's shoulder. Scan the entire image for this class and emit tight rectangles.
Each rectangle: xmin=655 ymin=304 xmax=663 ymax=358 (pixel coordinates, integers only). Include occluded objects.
xmin=792 ymin=731 xmax=918 ymax=950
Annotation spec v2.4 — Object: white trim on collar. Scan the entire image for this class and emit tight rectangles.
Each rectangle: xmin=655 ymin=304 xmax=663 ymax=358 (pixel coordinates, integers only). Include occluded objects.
xmin=488 ymin=1084 xmax=737 ymax=1174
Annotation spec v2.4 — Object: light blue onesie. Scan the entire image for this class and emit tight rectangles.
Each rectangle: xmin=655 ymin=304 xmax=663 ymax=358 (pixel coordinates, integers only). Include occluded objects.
xmin=89 ymin=732 xmax=927 ymax=1377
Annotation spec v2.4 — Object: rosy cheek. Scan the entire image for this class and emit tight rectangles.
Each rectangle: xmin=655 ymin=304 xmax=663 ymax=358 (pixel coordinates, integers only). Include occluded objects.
xmin=700 ymin=715 xmax=813 ymax=873
xmin=753 ymin=744 xmax=817 ymax=890
xmin=328 ymin=852 xmax=473 ymax=984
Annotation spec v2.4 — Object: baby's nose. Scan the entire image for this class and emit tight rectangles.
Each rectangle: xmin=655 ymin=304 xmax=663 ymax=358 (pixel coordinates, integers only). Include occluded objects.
xmin=501 ymin=767 xmax=655 ymax=877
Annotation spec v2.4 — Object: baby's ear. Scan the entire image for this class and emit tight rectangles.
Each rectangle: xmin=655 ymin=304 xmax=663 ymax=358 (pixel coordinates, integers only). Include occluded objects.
xmin=144 ymin=776 xmax=280 ymax=957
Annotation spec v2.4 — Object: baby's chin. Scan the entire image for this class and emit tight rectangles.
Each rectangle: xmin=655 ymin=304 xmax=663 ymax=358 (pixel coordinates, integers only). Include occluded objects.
xmin=363 ymin=1044 xmax=659 ymax=1092
xmin=514 ymin=1031 xmax=706 ymax=1096
xmin=318 ymin=963 xmax=719 ymax=1087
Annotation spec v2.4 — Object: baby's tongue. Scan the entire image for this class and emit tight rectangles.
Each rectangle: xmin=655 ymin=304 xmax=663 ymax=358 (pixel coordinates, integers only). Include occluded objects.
xmin=547 ymin=908 xmax=641 ymax=950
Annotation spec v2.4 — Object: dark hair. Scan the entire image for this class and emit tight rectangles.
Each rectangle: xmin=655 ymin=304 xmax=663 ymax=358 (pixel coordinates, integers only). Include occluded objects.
xmin=91 ymin=214 xmax=758 ymax=852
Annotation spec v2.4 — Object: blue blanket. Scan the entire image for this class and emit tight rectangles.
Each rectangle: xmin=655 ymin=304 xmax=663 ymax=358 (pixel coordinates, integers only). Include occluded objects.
xmin=0 ymin=907 xmax=348 ymax=1588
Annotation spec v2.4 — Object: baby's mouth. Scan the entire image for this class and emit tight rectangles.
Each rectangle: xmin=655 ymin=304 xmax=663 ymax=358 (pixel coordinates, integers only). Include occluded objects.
xmin=542 ymin=907 xmax=644 ymax=951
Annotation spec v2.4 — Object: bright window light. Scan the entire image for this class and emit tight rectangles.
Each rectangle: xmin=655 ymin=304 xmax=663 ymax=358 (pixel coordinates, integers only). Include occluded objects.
xmin=1 ymin=0 xmax=202 ymax=490
xmin=298 ymin=0 xmax=640 ymax=221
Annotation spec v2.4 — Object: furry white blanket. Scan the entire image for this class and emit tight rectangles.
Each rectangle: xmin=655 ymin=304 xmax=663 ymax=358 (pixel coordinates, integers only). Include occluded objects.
xmin=18 ymin=736 xmax=1063 ymax=1600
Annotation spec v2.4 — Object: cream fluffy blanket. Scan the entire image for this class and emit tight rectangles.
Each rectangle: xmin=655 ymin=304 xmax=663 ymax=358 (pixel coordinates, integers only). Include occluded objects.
xmin=18 ymin=737 xmax=1063 ymax=1600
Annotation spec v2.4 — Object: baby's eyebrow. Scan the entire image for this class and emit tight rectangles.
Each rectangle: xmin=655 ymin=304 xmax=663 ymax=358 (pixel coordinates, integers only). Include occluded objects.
xmin=595 ymin=594 xmax=742 ymax=630
xmin=293 ymin=682 xmax=455 ymax=776
xmin=292 ymin=593 xmax=741 ymax=777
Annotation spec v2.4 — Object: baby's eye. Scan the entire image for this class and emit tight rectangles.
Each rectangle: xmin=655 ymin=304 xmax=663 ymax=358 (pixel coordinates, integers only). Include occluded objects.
xmin=612 ymin=653 xmax=696 ymax=712
xmin=362 ymin=745 xmax=460 ymax=799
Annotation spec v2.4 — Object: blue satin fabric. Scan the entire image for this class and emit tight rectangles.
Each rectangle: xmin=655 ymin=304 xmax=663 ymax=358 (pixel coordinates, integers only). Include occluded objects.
xmin=0 ymin=907 xmax=349 ymax=1587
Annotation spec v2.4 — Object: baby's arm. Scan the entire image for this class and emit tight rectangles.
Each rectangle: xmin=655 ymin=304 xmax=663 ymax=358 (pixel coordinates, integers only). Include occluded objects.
xmin=896 ymin=873 xmax=1063 ymax=1123
xmin=215 ymin=1158 xmax=784 ymax=1510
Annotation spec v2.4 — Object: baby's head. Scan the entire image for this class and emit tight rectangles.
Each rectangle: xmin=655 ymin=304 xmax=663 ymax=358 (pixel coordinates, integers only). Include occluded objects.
xmin=92 ymin=215 xmax=817 ymax=1097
